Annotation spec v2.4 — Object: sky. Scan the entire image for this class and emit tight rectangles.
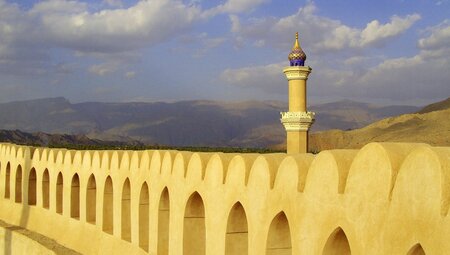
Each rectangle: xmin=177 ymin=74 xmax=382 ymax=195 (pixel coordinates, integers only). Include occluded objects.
xmin=0 ymin=0 xmax=449 ymax=106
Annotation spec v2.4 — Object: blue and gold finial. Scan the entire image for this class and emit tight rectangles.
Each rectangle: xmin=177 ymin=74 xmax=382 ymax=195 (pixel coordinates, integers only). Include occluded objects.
xmin=288 ymin=32 xmax=306 ymax=66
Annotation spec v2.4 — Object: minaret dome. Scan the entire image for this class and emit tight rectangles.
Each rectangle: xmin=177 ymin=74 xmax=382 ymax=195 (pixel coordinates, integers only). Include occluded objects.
xmin=288 ymin=32 xmax=307 ymax=66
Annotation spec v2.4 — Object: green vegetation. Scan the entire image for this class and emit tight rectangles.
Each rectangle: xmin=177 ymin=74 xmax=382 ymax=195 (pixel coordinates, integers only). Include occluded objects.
xmin=25 ymin=143 xmax=285 ymax=154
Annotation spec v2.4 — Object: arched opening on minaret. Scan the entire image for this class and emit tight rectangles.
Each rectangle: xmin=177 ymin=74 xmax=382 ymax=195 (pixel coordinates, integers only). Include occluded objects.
xmin=158 ymin=187 xmax=170 ymax=255
xmin=28 ymin=168 xmax=37 ymax=205
xmin=70 ymin=173 xmax=80 ymax=219
xmin=15 ymin=165 xmax=22 ymax=203
xmin=183 ymin=192 xmax=205 ymax=255
xmin=407 ymin=243 xmax=426 ymax=255
xmin=139 ymin=182 xmax=149 ymax=252
xmin=121 ymin=178 xmax=131 ymax=242
xmin=322 ymin=227 xmax=351 ymax=255
xmin=225 ymin=202 xmax=248 ymax=255
xmin=103 ymin=176 xmax=114 ymax=234
xmin=4 ymin=162 xmax=10 ymax=199
xmin=42 ymin=169 xmax=49 ymax=209
xmin=266 ymin=211 xmax=292 ymax=255
xmin=86 ymin=174 xmax=96 ymax=224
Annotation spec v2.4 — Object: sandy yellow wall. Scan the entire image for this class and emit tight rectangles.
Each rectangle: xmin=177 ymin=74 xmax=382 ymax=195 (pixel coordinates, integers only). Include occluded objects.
xmin=0 ymin=142 xmax=448 ymax=254
xmin=0 ymin=223 xmax=56 ymax=255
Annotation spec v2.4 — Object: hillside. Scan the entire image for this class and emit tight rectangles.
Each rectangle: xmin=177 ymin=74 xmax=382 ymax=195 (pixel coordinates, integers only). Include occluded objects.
xmin=0 ymin=129 xmax=142 ymax=148
xmin=310 ymin=97 xmax=450 ymax=151
xmin=309 ymin=100 xmax=418 ymax=131
xmin=417 ymin=97 xmax=450 ymax=114
xmin=0 ymin=97 xmax=418 ymax=148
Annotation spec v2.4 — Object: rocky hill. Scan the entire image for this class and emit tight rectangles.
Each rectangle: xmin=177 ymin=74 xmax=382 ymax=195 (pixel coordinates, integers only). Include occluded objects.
xmin=0 ymin=97 xmax=418 ymax=148
xmin=0 ymin=129 xmax=142 ymax=148
xmin=416 ymin=97 xmax=450 ymax=114
xmin=310 ymin=97 xmax=450 ymax=151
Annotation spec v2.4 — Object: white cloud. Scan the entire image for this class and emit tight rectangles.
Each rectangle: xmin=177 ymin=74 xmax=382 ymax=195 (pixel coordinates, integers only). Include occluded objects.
xmin=216 ymin=0 xmax=269 ymax=13
xmin=89 ymin=62 xmax=119 ymax=76
xmin=0 ymin=0 xmax=204 ymax=76
xmin=360 ymin=14 xmax=420 ymax=46
xmin=195 ymin=36 xmax=226 ymax=56
xmin=0 ymin=0 xmax=203 ymax=54
xmin=102 ymin=0 xmax=123 ymax=8
xmin=203 ymin=0 xmax=270 ymax=16
xmin=220 ymin=18 xmax=450 ymax=102
xmin=29 ymin=0 xmax=87 ymax=15
xmin=35 ymin=0 xmax=202 ymax=53
xmin=125 ymin=71 xmax=136 ymax=78
xmin=230 ymin=2 xmax=421 ymax=52
xmin=435 ymin=0 xmax=448 ymax=5
xmin=229 ymin=15 xmax=240 ymax=33
xmin=176 ymin=33 xmax=226 ymax=57
xmin=219 ymin=2 xmax=429 ymax=102
xmin=418 ymin=20 xmax=450 ymax=50
xmin=220 ymin=62 xmax=285 ymax=92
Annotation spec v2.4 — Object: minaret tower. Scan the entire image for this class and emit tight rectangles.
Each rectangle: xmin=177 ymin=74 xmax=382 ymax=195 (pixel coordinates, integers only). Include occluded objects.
xmin=281 ymin=32 xmax=315 ymax=154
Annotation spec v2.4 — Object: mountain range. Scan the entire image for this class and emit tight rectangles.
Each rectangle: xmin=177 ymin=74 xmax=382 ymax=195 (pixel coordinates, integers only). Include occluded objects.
xmin=0 ymin=97 xmax=421 ymax=148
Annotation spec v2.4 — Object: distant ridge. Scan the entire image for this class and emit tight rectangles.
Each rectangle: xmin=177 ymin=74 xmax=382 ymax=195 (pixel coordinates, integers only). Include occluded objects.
xmin=309 ymin=97 xmax=450 ymax=151
xmin=0 ymin=97 xmax=419 ymax=148
xmin=417 ymin=97 xmax=450 ymax=114
xmin=0 ymin=129 xmax=142 ymax=148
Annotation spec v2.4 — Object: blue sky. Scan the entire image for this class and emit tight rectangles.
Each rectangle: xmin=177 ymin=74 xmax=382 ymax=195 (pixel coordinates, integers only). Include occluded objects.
xmin=0 ymin=0 xmax=449 ymax=105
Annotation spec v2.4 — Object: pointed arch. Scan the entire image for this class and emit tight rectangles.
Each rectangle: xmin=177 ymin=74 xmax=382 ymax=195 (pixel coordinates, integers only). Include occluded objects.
xmin=183 ymin=192 xmax=205 ymax=255
xmin=42 ymin=169 xmax=50 ymax=209
xmin=158 ymin=187 xmax=170 ymax=255
xmin=103 ymin=176 xmax=114 ymax=234
xmin=121 ymin=178 xmax=131 ymax=242
xmin=139 ymin=182 xmax=149 ymax=252
xmin=5 ymin=162 xmax=10 ymax=199
xmin=56 ymin=172 xmax=63 ymax=214
xmin=86 ymin=174 xmax=96 ymax=224
xmin=225 ymin=202 xmax=248 ymax=255
xmin=322 ymin=227 xmax=351 ymax=255
xmin=28 ymin=168 xmax=37 ymax=205
xmin=15 ymin=165 xmax=22 ymax=203
xmin=266 ymin=212 xmax=292 ymax=255
xmin=71 ymin=173 xmax=80 ymax=219
xmin=407 ymin=244 xmax=426 ymax=255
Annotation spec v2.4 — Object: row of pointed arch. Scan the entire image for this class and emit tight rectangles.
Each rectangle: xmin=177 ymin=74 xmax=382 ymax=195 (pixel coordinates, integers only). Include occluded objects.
xmin=0 ymin=157 xmax=429 ymax=255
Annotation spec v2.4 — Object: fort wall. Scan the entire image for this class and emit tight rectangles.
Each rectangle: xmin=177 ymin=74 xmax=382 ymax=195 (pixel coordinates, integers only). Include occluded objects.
xmin=0 ymin=142 xmax=449 ymax=254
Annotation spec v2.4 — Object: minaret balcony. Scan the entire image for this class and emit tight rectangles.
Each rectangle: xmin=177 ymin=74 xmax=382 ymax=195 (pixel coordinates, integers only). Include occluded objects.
xmin=280 ymin=111 xmax=315 ymax=131
xmin=283 ymin=66 xmax=312 ymax=81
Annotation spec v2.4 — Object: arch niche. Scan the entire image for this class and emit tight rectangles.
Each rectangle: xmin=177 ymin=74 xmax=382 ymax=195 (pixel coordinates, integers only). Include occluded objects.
xmin=139 ymin=182 xmax=150 ymax=251
xmin=266 ymin=212 xmax=292 ymax=255
xmin=183 ymin=192 xmax=205 ymax=255
xmin=322 ymin=227 xmax=351 ymax=255
xmin=407 ymin=244 xmax=426 ymax=255
xmin=56 ymin=172 xmax=63 ymax=214
xmin=86 ymin=174 xmax=96 ymax=224
xmin=225 ymin=202 xmax=248 ymax=255
xmin=28 ymin=168 xmax=37 ymax=205
xmin=121 ymin=178 xmax=131 ymax=242
xmin=158 ymin=187 xmax=170 ymax=255
xmin=15 ymin=165 xmax=22 ymax=203
xmin=70 ymin=174 xmax=80 ymax=219
xmin=42 ymin=169 xmax=50 ymax=209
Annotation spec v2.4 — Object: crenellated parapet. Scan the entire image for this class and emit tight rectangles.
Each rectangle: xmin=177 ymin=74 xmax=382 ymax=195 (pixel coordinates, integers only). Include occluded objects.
xmin=0 ymin=142 xmax=449 ymax=254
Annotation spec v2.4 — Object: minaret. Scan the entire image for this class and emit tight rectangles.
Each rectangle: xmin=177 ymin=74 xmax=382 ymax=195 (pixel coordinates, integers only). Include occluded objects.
xmin=281 ymin=32 xmax=315 ymax=154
